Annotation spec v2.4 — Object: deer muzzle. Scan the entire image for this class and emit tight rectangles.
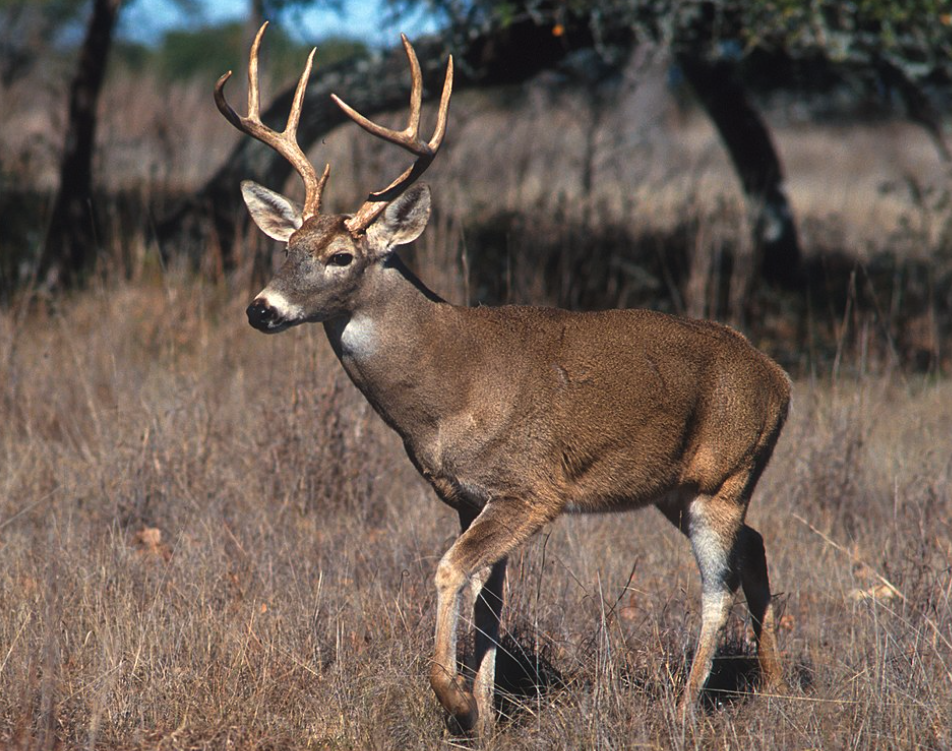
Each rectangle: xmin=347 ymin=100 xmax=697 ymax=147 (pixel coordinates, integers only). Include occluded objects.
xmin=247 ymin=297 xmax=287 ymax=333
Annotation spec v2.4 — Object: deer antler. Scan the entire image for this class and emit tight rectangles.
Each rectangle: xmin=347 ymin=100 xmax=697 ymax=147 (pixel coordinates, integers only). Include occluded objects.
xmin=332 ymin=34 xmax=454 ymax=234
xmin=215 ymin=22 xmax=330 ymax=220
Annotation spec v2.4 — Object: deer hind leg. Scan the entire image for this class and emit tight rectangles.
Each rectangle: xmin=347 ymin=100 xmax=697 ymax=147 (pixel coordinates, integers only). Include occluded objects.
xmin=678 ymin=492 xmax=743 ymax=713
xmin=673 ymin=479 xmax=783 ymax=713
xmin=431 ymin=499 xmax=547 ymax=734
xmin=736 ymin=524 xmax=783 ymax=691
xmin=471 ymin=558 xmax=507 ymax=738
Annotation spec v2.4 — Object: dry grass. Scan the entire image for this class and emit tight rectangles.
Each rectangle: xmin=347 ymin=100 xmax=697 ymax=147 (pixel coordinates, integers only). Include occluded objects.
xmin=1 ymin=42 xmax=951 ymax=750
xmin=1 ymin=245 xmax=950 ymax=748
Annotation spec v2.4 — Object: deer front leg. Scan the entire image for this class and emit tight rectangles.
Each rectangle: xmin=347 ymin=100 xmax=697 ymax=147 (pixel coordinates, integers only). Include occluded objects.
xmin=430 ymin=564 xmax=478 ymax=729
xmin=431 ymin=499 xmax=548 ymax=735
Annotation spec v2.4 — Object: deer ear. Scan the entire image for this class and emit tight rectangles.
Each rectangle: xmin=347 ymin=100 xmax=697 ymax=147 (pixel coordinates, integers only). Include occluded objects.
xmin=366 ymin=183 xmax=431 ymax=254
xmin=241 ymin=180 xmax=303 ymax=242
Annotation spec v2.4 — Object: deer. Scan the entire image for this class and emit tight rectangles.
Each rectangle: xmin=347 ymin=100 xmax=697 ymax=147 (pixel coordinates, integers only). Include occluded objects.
xmin=215 ymin=23 xmax=791 ymax=737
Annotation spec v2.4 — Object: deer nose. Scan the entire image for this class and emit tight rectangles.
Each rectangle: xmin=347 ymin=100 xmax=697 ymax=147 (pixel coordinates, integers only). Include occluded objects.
xmin=246 ymin=298 xmax=280 ymax=331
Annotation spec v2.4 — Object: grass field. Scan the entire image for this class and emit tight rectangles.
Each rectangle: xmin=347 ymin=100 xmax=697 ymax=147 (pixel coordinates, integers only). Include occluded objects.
xmin=2 ymin=51 xmax=952 ymax=749
xmin=1 ymin=258 xmax=950 ymax=748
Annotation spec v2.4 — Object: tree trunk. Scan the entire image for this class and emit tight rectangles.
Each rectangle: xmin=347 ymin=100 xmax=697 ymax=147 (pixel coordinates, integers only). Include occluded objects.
xmin=40 ymin=0 xmax=122 ymax=289
xmin=157 ymin=17 xmax=615 ymax=271
xmin=676 ymin=54 xmax=802 ymax=287
xmin=874 ymin=56 xmax=950 ymax=162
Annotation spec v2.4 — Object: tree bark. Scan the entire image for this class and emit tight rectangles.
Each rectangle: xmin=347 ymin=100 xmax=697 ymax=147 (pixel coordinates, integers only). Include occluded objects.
xmin=40 ymin=0 xmax=122 ymax=289
xmin=874 ymin=56 xmax=950 ymax=162
xmin=157 ymin=17 xmax=611 ymax=270
xmin=677 ymin=54 xmax=802 ymax=287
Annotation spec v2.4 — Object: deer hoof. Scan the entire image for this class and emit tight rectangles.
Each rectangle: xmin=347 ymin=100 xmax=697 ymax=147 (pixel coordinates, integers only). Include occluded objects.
xmin=431 ymin=670 xmax=478 ymax=732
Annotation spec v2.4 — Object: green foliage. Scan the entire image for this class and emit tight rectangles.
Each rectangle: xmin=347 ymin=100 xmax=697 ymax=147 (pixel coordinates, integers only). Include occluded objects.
xmin=109 ymin=21 xmax=366 ymax=84
xmin=382 ymin=0 xmax=952 ymax=79
xmin=111 ymin=38 xmax=151 ymax=73
xmin=732 ymin=0 xmax=952 ymax=68
xmin=159 ymin=22 xmax=260 ymax=82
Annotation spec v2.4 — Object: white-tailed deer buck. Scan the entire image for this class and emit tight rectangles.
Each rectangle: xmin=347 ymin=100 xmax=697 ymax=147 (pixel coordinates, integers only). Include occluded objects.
xmin=217 ymin=23 xmax=790 ymax=736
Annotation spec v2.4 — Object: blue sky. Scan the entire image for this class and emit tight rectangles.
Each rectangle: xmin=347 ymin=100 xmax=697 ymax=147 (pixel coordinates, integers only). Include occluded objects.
xmin=119 ymin=0 xmax=439 ymax=46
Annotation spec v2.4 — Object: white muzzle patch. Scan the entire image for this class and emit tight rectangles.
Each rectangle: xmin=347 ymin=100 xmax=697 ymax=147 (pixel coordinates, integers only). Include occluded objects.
xmin=259 ymin=290 xmax=304 ymax=321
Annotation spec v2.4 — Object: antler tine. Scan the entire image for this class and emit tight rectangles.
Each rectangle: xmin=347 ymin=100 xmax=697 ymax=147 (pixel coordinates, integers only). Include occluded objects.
xmin=247 ymin=22 xmax=264 ymax=119
xmin=215 ymin=22 xmax=330 ymax=219
xmin=334 ymin=36 xmax=454 ymax=233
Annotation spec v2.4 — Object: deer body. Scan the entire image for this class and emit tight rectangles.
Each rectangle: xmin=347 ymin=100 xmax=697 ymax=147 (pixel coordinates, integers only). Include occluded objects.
xmin=217 ymin=24 xmax=789 ymax=737
xmin=324 ymin=256 xmax=786 ymax=519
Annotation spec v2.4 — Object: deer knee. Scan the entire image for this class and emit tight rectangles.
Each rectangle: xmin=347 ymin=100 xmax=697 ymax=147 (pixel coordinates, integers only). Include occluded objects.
xmin=434 ymin=556 xmax=466 ymax=598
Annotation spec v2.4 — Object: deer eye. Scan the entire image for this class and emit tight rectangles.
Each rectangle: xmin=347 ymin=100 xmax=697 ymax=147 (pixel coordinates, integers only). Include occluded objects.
xmin=328 ymin=252 xmax=353 ymax=267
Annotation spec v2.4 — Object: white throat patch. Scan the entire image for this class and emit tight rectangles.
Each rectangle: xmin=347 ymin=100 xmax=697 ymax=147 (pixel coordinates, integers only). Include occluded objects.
xmin=339 ymin=314 xmax=378 ymax=358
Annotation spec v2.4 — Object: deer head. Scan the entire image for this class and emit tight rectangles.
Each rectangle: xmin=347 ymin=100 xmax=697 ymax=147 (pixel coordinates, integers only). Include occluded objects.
xmin=215 ymin=23 xmax=453 ymax=333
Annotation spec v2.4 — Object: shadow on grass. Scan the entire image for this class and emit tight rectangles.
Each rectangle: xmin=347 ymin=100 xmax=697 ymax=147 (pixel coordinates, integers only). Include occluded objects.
xmin=453 ymin=624 xmax=816 ymax=737
xmin=701 ymin=652 xmax=762 ymax=710
xmin=444 ymin=627 xmax=565 ymax=738
xmin=699 ymin=639 xmax=816 ymax=711
xmin=492 ymin=628 xmax=567 ymax=722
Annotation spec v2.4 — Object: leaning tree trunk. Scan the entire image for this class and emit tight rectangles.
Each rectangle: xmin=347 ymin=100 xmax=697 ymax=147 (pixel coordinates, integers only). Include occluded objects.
xmin=157 ymin=16 xmax=619 ymax=271
xmin=40 ymin=0 xmax=122 ymax=289
xmin=874 ymin=56 xmax=950 ymax=162
xmin=676 ymin=54 xmax=802 ymax=288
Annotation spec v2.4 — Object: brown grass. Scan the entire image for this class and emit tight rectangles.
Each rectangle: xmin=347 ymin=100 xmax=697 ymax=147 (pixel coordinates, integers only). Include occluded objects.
xmin=1 ymin=243 xmax=950 ymax=748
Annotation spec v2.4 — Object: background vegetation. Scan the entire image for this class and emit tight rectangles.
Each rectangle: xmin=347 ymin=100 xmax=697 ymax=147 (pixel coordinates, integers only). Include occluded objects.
xmin=0 ymin=1 xmax=950 ymax=748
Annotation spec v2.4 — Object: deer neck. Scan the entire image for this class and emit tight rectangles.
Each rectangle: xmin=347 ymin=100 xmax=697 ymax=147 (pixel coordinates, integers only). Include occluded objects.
xmin=323 ymin=254 xmax=466 ymax=439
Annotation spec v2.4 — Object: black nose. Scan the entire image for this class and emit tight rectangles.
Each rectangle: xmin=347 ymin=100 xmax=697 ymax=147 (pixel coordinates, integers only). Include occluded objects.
xmin=246 ymin=298 xmax=280 ymax=331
